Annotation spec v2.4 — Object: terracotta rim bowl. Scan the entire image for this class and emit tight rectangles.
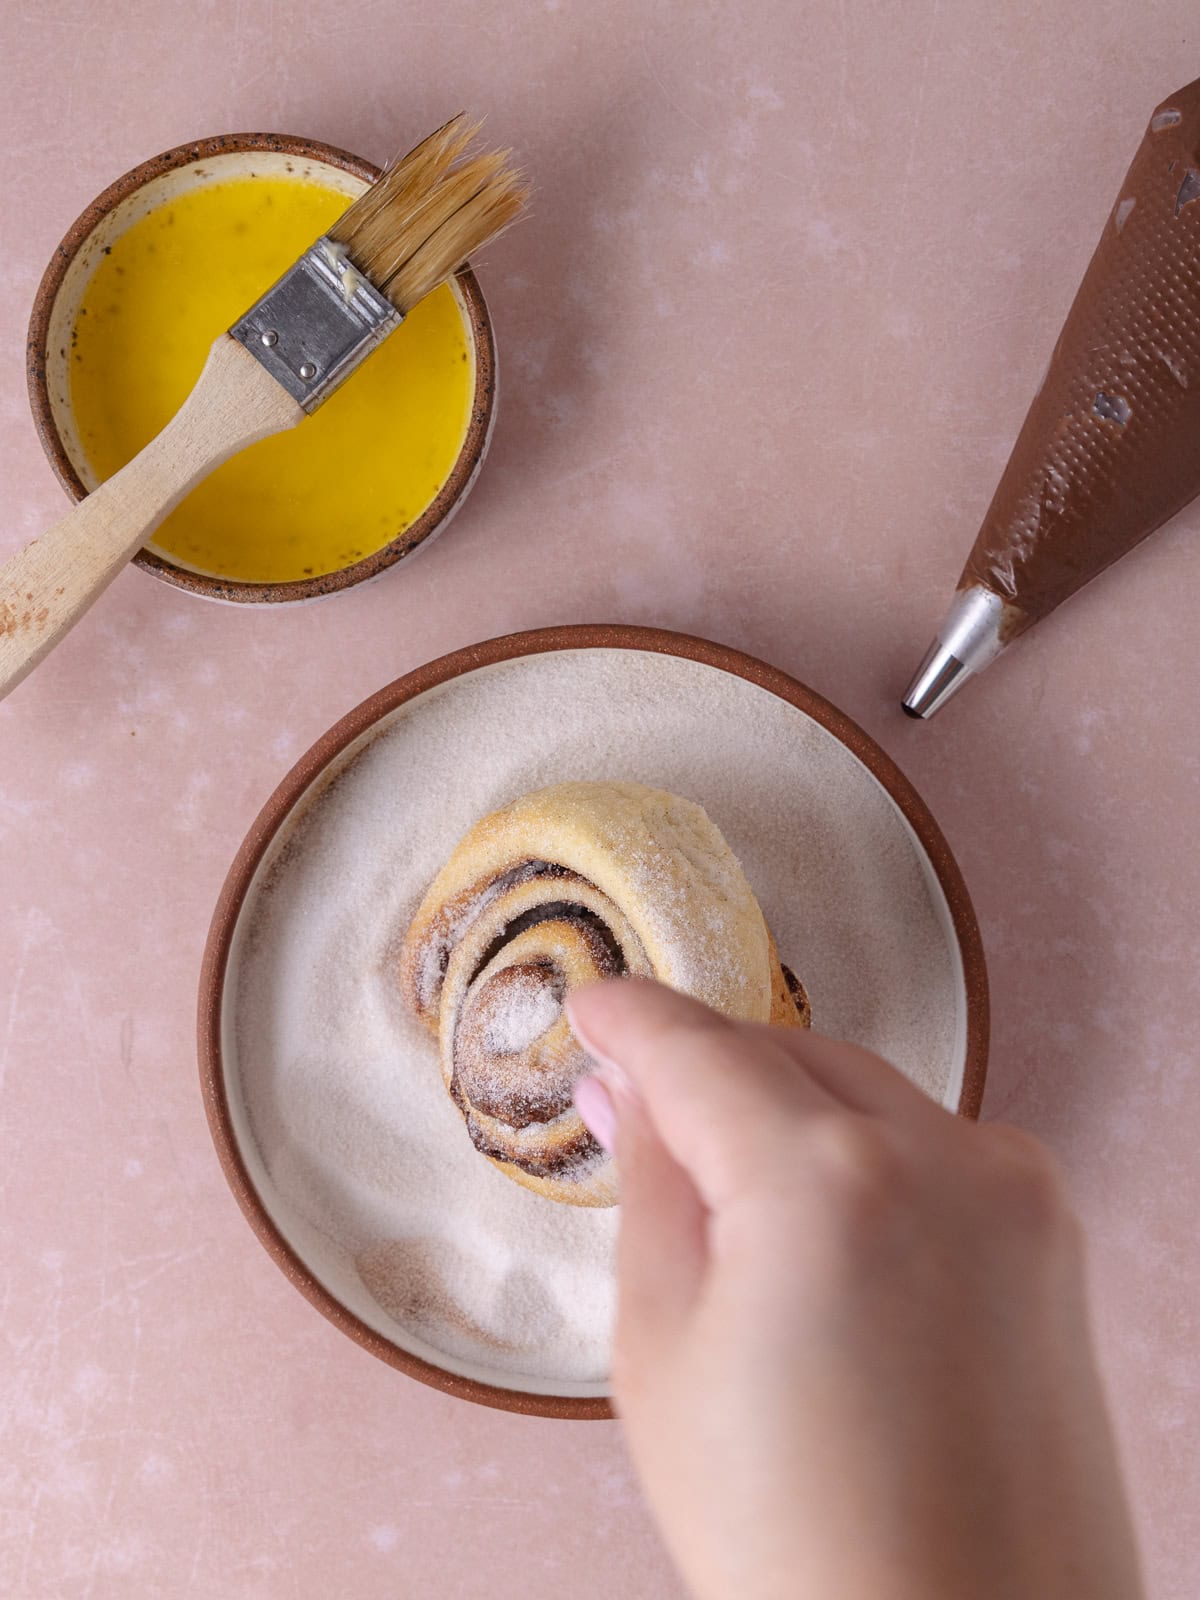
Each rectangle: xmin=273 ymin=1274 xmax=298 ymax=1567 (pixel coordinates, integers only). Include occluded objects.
xmin=197 ymin=625 xmax=990 ymax=1420
xmin=26 ymin=132 xmax=497 ymax=605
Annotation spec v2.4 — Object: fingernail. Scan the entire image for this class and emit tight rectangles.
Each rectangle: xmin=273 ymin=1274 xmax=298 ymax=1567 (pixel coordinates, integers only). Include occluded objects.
xmin=573 ymin=1074 xmax=617 ymax=1153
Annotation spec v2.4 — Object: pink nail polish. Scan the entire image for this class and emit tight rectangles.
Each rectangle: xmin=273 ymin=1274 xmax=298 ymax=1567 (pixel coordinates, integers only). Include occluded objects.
xmin=573 ymin=1074 xmax=617 ymax=1154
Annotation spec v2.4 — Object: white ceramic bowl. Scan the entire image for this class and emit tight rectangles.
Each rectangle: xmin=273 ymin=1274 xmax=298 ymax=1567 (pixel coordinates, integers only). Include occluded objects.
xmin=198 ymin=626 xmax=989 ymax=1418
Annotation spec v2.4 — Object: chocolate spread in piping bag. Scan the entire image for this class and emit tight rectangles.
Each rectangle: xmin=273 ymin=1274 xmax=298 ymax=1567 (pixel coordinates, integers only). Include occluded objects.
xmin=904 ymin=77 xmax=1200 ymax=715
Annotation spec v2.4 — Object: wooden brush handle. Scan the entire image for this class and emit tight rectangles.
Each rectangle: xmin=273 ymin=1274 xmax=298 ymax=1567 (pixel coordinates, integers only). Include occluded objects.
xmin=0 ymin=335 xmax=303 ymax=701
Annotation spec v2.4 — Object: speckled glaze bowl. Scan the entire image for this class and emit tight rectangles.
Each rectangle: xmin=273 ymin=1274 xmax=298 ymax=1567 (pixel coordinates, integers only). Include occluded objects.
xmin=26 ymin=133 xmax=496 ymax=605
xmin=198 ymin=625 xmax=990 ymax=1419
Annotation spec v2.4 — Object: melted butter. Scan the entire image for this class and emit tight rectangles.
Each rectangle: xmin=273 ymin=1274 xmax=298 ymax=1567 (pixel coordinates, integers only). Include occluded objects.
xmin=70 ymin=176 xmax=474 ymax=585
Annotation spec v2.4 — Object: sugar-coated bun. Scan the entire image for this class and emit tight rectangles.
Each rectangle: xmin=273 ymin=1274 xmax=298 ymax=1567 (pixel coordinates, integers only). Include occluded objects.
xmin=399 ymin=781 xmax=810 ymax=1206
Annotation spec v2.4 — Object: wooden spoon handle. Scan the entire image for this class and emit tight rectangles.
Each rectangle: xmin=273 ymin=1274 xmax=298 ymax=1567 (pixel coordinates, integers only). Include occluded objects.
xmin=0 ymin=335 xmax=303 ymax=701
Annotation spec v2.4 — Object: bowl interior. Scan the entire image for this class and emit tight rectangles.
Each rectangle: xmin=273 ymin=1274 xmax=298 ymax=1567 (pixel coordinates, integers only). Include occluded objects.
xmin=37 ymin=143 xmax=490 ymax=602
xmin=208 ymin=637 xmax=985 ymax=1412
xmin=46 ymin=151 xmax=365 ymax=499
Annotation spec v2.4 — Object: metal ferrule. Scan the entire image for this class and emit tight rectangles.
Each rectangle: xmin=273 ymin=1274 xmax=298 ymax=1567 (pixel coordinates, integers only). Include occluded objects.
xmin=902 ymin=585 xmax=1010 ymax=719
xmin=229 ymin=237 xmax=403 ymax=412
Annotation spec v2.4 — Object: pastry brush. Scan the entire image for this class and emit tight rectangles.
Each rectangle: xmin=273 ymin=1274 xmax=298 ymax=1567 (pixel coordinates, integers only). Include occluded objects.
xmin=0 ymin=116 xmax=526 ymax=700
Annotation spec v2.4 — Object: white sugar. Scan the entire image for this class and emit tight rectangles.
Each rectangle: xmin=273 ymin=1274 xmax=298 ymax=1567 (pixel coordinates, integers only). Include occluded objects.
xmin=229 ymin=649 xmax=961 ymax=1394
xmin=483 ymin=975 xmax=563 ymax=1054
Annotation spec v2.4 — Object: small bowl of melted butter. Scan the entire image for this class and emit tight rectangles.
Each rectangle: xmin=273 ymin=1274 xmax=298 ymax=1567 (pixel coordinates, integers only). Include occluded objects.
xmin=27 ymin=133 xmax=496 ymax=603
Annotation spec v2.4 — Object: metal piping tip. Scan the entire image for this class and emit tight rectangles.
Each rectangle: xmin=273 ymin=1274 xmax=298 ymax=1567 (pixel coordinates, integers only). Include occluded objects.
xmin=902 ymin=642 xmax=972 ymax=718
xmin=901 ymin=585 xmax=1009 ymax=720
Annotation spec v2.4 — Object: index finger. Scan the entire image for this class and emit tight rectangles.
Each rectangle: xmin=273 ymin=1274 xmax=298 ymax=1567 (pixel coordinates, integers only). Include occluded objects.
xmin=763 ymin=1026 xmax=956 ymax=1129
xmin=567 ymin=978 xmax=837 ymax=1211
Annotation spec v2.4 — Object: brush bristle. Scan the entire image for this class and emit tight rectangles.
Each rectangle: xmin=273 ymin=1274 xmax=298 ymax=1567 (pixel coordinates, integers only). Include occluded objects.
xmin=328 ymin=115 xmax=528 ymax=314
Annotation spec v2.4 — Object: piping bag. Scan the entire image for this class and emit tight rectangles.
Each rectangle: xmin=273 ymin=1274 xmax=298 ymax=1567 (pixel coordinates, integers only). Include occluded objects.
xmin=904 ymin=77 xmax=1200 ymax=717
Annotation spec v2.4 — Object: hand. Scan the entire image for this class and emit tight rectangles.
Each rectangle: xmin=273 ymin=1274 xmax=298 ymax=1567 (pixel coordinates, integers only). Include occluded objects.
xmin=568 ymin=979 xmax=1142 ymax=1600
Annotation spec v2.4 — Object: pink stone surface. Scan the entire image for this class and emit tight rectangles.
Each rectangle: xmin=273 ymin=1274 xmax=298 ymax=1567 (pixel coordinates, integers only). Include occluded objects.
xmin=2 ymin=3 xmax=1199 ymax=1595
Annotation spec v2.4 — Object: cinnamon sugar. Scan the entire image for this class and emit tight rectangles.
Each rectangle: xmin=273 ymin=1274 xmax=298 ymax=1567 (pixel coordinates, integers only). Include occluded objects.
xmin=229 ymin=649 xmax=961 ymax=1392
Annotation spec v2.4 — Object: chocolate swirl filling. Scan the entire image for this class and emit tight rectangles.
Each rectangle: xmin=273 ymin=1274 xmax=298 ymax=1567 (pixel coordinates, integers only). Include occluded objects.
xmin=423 ymin=863 xmax=653 ymax=1182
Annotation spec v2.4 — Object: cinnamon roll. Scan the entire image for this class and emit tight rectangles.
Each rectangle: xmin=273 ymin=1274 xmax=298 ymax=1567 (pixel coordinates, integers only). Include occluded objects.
xmin=399 ymin=781 xmax=809 ymax=1206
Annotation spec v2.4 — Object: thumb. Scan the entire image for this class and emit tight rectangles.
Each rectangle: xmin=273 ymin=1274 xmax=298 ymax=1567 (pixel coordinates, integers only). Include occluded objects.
xmin=574 ymin=1074 xmax=706 ymax=1373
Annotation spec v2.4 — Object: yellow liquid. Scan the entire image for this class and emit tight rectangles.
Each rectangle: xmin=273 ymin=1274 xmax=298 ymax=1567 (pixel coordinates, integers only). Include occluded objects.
xmin=70 ymin=176 xmax=474 ymax=584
